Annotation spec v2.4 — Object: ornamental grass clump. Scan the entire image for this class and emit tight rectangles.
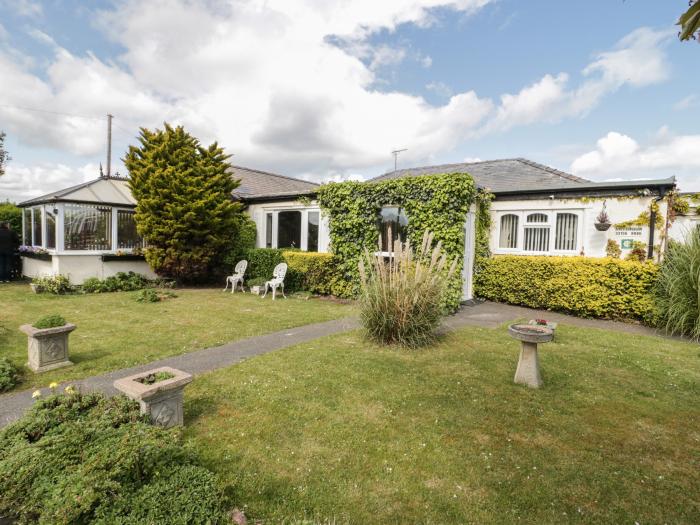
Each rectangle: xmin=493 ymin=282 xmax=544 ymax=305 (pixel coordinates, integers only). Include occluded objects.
xmin=656 ymin=228 xmax=700 ymax=340
xmin=358 ymin=230 xmax=457 ymax=348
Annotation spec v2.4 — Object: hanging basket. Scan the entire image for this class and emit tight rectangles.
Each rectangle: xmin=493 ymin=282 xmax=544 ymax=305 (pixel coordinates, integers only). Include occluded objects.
xmin=594 ymin=222 xmax=612 ymax=232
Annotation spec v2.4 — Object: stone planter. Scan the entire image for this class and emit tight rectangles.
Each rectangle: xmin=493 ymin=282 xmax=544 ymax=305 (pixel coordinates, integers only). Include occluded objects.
xmin=113 ymin=366 xmax=192 ymax=428
xmin=20 ymin=323 xmax=76 ymax=373
xmin=508 ymin=324 xmax=553 ymax=389
xmin=249 ymin=285 xmax=263 ymax=295
xmin=594 ymin=222 xmax=611 ymax=231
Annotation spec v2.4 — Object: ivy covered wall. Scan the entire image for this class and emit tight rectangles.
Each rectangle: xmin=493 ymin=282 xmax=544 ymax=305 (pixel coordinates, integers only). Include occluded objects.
xmin=316 ymin=173 xmax=490 ymax=310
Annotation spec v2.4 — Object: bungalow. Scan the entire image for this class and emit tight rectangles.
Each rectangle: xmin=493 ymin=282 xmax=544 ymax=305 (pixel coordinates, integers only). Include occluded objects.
xmin=18 ymin=159 xmax=677 ymax=296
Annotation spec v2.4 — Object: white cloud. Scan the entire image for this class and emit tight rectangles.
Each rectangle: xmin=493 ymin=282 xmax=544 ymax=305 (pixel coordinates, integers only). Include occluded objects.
xmin=0 ymin=162 xmax=99 ymax=203
xmin=570 ymin=130 xmax=700 ymax=189
xmin=674 ymin=94 xmax=699 ymax=111
xmin=426 ymin=81 xmax=453 ymax=98
xmin=419 ymin=54 xmax=433 ymax=68
xmin=485 ymin=27 xmax=671 ymax=132
xmin=0 ymin=1 xmax=676 ymax=200
xmin=0 ymin=0 xmax=42 ymax=17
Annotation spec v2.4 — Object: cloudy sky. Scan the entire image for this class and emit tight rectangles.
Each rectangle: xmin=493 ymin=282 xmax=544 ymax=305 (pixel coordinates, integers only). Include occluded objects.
xmin=0 ymin=0 xmax=698 ymax=202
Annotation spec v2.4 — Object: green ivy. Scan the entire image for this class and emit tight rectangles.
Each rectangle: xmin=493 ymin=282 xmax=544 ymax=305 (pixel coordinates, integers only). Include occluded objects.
xmin=317 ymin=173 xmax=489 ymax=310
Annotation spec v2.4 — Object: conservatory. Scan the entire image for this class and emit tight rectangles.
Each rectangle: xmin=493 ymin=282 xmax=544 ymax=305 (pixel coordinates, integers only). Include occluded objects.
xmin=18 ymin=176 xmax=156 ymax=284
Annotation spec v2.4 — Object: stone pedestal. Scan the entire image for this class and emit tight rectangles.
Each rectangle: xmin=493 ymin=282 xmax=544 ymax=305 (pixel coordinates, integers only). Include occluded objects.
xmin=20 ymin=323 xmax=76 ymax=373
xmin=514 ymin=341 xmax=543 ymax=388
xmin=113 ymin=366 xmax=192 ymax=428
xmin=508 ymin=324 xmax=553 ymax=389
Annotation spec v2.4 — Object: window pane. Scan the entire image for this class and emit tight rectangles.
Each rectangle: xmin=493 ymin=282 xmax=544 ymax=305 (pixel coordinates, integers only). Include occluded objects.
xmin=524 ymin=227 xmax=550 ymax=252
xmin=526 ymin=213 xmax=548 ymax=224
xmin=64 ymin=204 xmax=112 ymax=250
xmin=307 ymin=211 xmax=319 ymax=252
xmin=45 ymin=208 xmax=56 ymax=249
xmin=265 ymin=213 xmax=273 ymax=248
xmin=32 ymin=208 xmax=42 ymax=247
xmin=555 ymin=213 xmax=578 ymax=251
xmin=117 ymin=210 xmax=142 ymax=249
xmin=23 ymin=208 xmax=31 ymax=245
xmin=499 ymin=214 xmax=518 ymax=249
xmin=379 ymin=206 xmax=408 ymax=251
xmin=277 ymin=211 xmax=301 ymax=249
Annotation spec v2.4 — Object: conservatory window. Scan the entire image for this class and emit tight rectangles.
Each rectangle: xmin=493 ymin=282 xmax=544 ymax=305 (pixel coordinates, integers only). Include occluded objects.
xmin=31 ymin=207 xmax=43 ymax=247
xmin=64 ymin=204 xmax=112 ymax=250
xmin=523 ymin=213 xmax=550 ymax=252
xmin=499 ymin=214 xmax=518 ymax=249
xmin=23 ymin=208 xmax=31 ymax=245
xmin=307 ymin=211 xmax=319 ymax=252
xmin=45 ymin=208 xmax=56 ymax=249
xmin=378 ymin=206 xmax=408 ymax=252
xmin=555 ymin=213 xmax=578 ymax=251
xmin=277 ymin=210 xmax=301 ymax=249
xmin=117 ymin=210 xmax=142 ymax=249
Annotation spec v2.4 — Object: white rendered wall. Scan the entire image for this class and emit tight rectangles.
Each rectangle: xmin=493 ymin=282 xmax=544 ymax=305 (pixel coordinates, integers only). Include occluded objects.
xmin=490 ymin=196 xmax=669 ymax=259
xmin=22 ymin=255 xmax=157 ymax=284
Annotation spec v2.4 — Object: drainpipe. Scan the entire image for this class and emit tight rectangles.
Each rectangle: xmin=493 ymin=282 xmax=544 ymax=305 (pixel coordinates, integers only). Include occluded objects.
xmin=647 ymin=189 xmax=668 ymax=260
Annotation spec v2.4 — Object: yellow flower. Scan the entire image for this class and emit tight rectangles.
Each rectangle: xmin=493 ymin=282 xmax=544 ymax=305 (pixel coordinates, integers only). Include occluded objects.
xmin=49 ymin=382 xmax=58 ymax=389
xmin=64 ymin=385 xmax=75 ymax=394
xmin=32 ymin=390 xmax=42 ymax=399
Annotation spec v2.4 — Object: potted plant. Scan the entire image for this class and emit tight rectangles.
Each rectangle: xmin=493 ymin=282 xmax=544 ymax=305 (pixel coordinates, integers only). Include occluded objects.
xmin=20 ymin=314 xmax=75 ymax=373
xmin=247 ymin=277 xmax=266 ymax=295
xmin=595 ymin=205 xmax=612 ymax=231
xmin=113 ymin=366 xmax=192 ymax=428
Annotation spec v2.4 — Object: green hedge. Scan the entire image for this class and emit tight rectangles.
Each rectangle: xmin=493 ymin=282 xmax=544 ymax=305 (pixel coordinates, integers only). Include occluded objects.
xmin=474 ymin=255 xmax=659 ymax=322
xmin=281 ymin=250 xmax=348 ymax=296
xmin=242 ymin=248 xmax=285 ymax=281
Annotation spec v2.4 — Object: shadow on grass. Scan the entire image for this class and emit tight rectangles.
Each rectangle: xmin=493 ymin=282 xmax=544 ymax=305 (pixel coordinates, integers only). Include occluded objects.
xmin=185 ymin=395 xmax=218 ymax=424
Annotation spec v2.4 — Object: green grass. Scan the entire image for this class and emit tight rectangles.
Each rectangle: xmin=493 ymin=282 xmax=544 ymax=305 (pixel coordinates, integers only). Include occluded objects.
xmin=184 ymin=324 xmax=700 ymax=524
xmin=0 ymin=282 xmax=352 ymax=392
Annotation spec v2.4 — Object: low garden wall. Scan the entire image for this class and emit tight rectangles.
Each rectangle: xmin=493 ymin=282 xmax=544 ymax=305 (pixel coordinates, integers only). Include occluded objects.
xmin=474 ymin=255 xmax=659 ymax=323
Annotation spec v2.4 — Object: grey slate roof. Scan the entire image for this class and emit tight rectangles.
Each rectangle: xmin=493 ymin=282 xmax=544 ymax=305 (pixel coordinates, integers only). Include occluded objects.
xmin=229 ymin=165 xmax=318 ymax=200
xmin=371 ymin=158 xmax=589 ymax=193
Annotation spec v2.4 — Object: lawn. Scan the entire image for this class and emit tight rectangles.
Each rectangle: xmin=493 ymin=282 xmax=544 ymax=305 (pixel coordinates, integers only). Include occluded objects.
xmin=184 ymin=323 xmax=700 ymax=524
xmin=0 ymin=282 xmax=352 ymax=392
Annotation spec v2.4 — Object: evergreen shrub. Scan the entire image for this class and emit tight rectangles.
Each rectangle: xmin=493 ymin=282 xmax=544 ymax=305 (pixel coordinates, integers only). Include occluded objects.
xmin=474 ymin=255 xmax=658 ymax=322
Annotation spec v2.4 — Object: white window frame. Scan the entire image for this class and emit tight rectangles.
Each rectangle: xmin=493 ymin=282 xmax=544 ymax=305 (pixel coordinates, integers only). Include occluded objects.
xmin=494 ymin=209 xmax=583 ymax=256
xmin=258 ymin=205 xmax=324 ymax=252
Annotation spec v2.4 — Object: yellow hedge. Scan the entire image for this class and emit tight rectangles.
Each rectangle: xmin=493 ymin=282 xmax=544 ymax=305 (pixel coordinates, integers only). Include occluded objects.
xmin=281 ymin=251 xmax=350 ymax=297
xmin=473 ymin=256 xmax=658 ymax=322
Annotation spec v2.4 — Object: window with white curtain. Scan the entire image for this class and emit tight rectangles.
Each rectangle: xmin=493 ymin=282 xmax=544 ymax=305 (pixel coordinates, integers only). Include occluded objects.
xmin=64 ymin=204 xmax=112 ymax=250
xmin=555 ymin=213 xmax=578 ymax=251
xmin=497 ymin=210 xmax=580 ymax=254
xmin=499 ymin=214 xmax=518 ymax=249
xmin=523 ymin=213 xmax=550 ymax=252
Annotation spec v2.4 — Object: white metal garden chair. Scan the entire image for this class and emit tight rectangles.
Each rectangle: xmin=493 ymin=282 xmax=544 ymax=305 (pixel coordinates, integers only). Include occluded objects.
xmin=223 ymin=260 xmax=248 ymax=293
xmin=262 ymin=262 xmax=287 ymax=300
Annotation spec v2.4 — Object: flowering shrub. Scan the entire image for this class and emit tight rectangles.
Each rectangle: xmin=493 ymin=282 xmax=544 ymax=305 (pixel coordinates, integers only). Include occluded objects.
xmin=31 ymin=275 xmax=72 ymax=294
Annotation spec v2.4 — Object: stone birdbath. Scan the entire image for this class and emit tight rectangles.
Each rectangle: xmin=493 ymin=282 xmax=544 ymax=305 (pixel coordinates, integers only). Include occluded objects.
xmin=508 ymin=324 xmax=553 ymax=388
xmin=114 ymin=366 xmax=192 ymax=428
xmin=20 ymin=323 xmax=76 ymax=373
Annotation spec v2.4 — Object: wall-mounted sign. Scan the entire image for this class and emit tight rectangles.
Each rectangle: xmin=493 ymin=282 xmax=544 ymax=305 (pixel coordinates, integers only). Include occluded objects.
xmin=620 ymin=239 xmax=635 ymax=249
xmin=615 ymin=227 xmax=643 ymax=237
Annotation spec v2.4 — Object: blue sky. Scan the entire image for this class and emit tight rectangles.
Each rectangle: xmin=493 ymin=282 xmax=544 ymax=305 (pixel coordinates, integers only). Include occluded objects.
xmin=0 ymin=0 xmax=698 ymax=202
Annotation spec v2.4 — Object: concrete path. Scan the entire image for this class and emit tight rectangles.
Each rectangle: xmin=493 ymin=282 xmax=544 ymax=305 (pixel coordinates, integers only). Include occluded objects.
xmin=0 ymin=300 xmax=673 ymax=428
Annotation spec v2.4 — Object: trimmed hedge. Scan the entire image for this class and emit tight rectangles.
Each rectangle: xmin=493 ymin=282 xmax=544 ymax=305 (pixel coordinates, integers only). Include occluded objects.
xmin=474 ymin=255 xmax=658 ymax=322
xmin=282 ymin=250 xmax=348 ymax=296
xmin=237 ymin=248 xmax=348 ymax=296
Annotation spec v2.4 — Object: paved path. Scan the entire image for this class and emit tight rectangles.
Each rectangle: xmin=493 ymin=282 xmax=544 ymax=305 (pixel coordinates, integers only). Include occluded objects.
xmin=0 ymin=300 xmax=673 ymax=428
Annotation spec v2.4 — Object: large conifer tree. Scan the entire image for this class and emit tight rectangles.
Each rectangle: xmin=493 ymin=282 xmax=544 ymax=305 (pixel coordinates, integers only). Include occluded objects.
xmin=125 ymin=124 xmax=241 ymax=282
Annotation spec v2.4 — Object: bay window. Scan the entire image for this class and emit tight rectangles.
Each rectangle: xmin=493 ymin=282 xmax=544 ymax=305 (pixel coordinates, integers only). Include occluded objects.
xmin=64 ymin=204 xmax=112 ymax=251
xmin=116 ymin=210 xmax=142 ymax=249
